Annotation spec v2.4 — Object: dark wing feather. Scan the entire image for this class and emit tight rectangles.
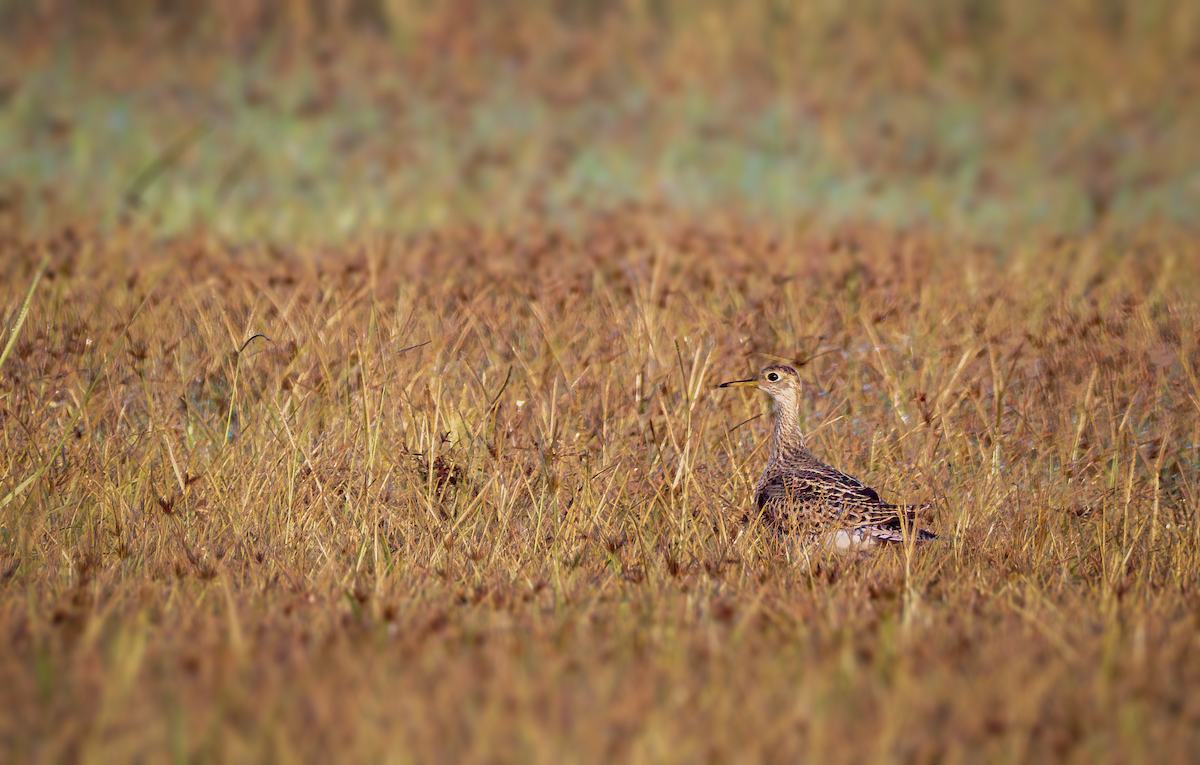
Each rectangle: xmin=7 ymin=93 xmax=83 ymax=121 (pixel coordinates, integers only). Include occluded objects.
xmin=755 ymin=461 xmax=935 ymax=540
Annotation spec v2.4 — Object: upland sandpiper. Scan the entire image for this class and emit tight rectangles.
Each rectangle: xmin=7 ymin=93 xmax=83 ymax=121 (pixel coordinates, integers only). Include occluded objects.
xmin=720 ymin=364 xmax=936 ymax=550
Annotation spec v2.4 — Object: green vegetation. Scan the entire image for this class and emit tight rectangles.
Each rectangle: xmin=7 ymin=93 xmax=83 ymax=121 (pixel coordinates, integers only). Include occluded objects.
xmin=2 ymin=1 xmax=1198 ymax=241
xmin=2 ymin=2 xmax=1199 ymax=761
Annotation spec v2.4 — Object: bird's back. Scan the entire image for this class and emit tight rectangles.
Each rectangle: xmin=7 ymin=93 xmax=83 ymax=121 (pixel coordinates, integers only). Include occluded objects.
xmin=754 ymin=449 xmax=936 ymax=543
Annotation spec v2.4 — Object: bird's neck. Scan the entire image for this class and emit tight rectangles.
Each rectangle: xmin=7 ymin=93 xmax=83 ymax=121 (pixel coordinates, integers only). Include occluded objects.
xmin=769 ymin=397 xmax=811 ymax=462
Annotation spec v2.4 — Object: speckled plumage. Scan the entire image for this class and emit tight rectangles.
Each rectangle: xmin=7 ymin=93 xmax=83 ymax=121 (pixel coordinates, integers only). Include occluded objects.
xmin=720 ymin=364 xmax=936 ymax=548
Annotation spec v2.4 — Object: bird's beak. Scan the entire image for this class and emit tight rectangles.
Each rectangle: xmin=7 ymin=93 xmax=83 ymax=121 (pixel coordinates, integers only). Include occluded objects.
xmin=718 ymin=378 xmax=758 ymax=389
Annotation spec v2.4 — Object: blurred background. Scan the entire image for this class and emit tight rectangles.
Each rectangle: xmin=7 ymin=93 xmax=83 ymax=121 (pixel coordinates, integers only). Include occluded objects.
xmin=1 ymin=0 xmax=1197 ymax=242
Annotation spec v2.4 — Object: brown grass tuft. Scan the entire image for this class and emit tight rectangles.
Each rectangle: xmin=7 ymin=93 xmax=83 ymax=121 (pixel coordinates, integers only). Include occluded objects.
xmin=2 ymin=212 xmax=1199 ymax=760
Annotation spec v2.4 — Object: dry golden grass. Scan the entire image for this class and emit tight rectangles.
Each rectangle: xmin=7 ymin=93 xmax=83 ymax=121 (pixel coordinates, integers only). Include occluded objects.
xmin=2 ymin=214 xmax=1200 ymax=761
xmin=3 ymin=2 xmax=1200 ymax=761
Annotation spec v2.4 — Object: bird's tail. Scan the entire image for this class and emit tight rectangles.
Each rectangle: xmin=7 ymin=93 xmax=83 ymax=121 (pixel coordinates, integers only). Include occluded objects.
xmin=872 ymin=507 xmax=938 ymax=543
xmin=865 ymin=525 xmax=938 ymax=543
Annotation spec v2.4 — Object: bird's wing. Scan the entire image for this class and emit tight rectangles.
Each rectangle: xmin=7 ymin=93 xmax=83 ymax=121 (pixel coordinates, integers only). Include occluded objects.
xmin=756 ymin=464 xmax=929 ymax=530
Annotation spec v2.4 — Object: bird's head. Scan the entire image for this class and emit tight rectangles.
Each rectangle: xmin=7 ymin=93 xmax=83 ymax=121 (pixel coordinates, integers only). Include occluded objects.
xmin=719 ymin=364 xmax=802 ymax=407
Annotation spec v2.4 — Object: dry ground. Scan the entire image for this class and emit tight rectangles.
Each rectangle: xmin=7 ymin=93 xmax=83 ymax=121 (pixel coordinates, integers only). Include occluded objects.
xmin=3 ymin=2 xmax=1200 ymax=762
xmin=2 ymin=216 xmax=1199 ymax=762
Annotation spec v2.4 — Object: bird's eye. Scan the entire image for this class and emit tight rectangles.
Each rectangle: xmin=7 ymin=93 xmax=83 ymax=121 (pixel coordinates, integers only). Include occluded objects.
xmin=766 ymin=373 xmax=779 ymax=382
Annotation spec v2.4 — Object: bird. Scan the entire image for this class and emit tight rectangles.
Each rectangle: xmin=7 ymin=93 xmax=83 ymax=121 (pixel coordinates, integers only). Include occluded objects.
xmin=719 ymin=364 xmax=936 ymax=550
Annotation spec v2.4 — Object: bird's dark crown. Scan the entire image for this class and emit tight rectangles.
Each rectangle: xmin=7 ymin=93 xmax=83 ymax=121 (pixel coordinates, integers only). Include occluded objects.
xmin=759 ymin=365 xmax=799 ymax=383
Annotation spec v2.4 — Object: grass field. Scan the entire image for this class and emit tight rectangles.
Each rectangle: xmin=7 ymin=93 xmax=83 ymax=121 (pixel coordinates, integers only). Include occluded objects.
xmin=3 ymin=3 xmax=1200 ymax=762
